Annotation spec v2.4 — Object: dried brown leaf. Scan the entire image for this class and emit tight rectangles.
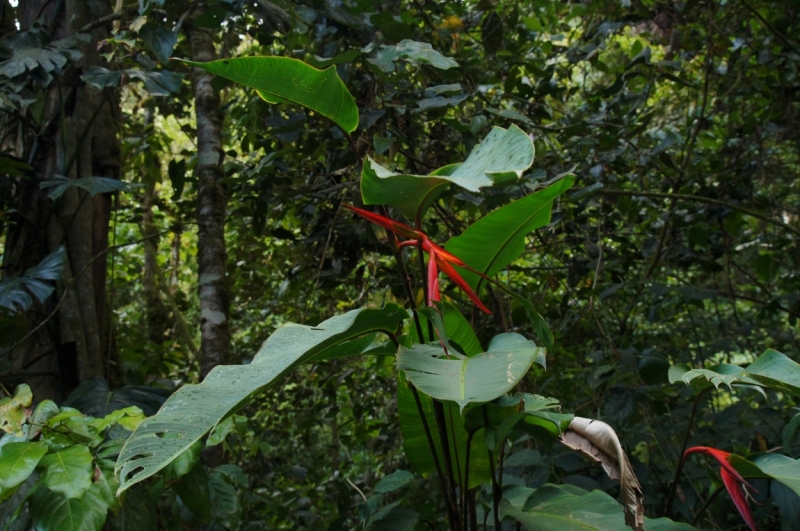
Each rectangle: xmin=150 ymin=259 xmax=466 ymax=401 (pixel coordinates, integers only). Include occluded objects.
xmin=559 ymin=416 xmax=645 ymax=531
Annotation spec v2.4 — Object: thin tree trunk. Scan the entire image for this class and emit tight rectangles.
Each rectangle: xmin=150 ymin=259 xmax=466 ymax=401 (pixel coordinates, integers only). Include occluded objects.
xmin=186 ymin=20 xmax=232 ymax=378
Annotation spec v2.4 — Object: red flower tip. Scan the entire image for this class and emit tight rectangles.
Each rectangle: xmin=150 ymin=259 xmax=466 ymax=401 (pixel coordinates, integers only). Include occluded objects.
xmin=344 ymin=205 xmax=491 ymax=314
xmin=684 ymin=446 xmax=758 ymax=531
xmin=342 ymin=205 xmax=422 ymax=240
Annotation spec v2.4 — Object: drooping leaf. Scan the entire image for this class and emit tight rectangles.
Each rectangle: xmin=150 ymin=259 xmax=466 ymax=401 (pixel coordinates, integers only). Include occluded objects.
xmin=38 ymin=445 xmax=93 ymax=499
xmin=0 ymin=247 xmax=65 ymax=313
xmin=116 ymin=305 xmax=406 ymax=493
xmin=499 ymin=484 xmax=695 ymax=531
xmin=559 ymin=417 xmax=644 ymax=531
xmin=397 ymin=333 xmax=543 ymax=412
xmin=360 ymin=126 xmax=535 ymax=219
xmin=0 ymin=442 xmax=48 ymax=502
xmin=180 ymin=56 xmax=359 ymax=133
xmin=445 ymin=174 xmax=574 ymax=292
xmin=0 ymin=31 xmax=89 ymax=79
xmin=30 ymin=485 xmax=108 ymax=531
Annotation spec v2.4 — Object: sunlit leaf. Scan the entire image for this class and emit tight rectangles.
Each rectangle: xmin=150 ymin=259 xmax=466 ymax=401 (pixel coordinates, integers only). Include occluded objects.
xmin=180 ymin=56 xmax=359 ymax=133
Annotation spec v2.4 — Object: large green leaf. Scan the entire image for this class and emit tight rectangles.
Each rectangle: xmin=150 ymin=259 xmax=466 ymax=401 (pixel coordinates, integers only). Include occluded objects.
xmin=116 ymin=305 xmax=406 ymax=493
xmin=397 ymin=375 xmax=491 ymax=489
xmin=743 ymin=349 xmax=800 ymax=397
xmin=0 ymin=441 xmax=47 ymax=502
xmin=397 ymin=333 xmax=544 ymax=413
xmin=39 ymin=445 xmax=93 ymax=499
xmin=30 ymin=485 xmax=107 ymax=531
xmin=180 ymin=57 xmax=359 ymax=133
xmin=752 ymin=454 xmax=800 ymax=498
xmin=500 ymin=484 xmax=695 ymax=531
xmin=445 ymin=175 xmax=574 ymax=292
xmin=360 ymin=126 xmax=534 ymax=219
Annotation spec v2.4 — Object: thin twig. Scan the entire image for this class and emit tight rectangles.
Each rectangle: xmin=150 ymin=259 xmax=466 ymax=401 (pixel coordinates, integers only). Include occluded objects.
xmin=665 ymin=389 xmax=708 ymax=516
xmin=598 ymin=189 xmax=799 ymax=237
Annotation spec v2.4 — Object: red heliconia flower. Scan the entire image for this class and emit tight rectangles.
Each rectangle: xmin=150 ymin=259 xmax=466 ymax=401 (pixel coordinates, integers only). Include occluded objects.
xmin=343 ymin=204 xmax=491 ymax=314
xmin=684 ymin=446 xmax=758 ymax=531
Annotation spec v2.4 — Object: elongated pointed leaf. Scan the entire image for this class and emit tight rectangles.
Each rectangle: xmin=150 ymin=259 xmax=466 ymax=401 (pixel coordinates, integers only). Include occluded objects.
xmin=397 ymin=333 xmax=543 ymax=413
xmin=397 ymin=375 xmax=491 ymax=488
xmin=445 ymin=175 xmax=574 ymax=292
xmin=180 ymin=57 xmax=359 ymax=133
xmin=361 ymin=126 xmax=534 ymax=219
xmin=499 ymin=484 xmax=695 ymax=531
xmin=116 ymin=305 xmax=406 ymax=493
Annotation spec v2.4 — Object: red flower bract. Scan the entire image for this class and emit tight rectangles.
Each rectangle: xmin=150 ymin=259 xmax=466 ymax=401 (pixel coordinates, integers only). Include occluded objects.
xmin=344 ymin=205 xmax=491 ymax=314
xmin=684 ymin=446 xmax=757 ymax=531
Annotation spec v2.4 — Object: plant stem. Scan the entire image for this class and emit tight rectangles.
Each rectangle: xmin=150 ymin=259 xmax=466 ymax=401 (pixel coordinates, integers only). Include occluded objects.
xmin=483 ymin=406 xmax=502 ymax=530
xmin=690 ymin=486 xmax=723 ymax=526
xmin=665 ymin=389 xmax=707 ymax=516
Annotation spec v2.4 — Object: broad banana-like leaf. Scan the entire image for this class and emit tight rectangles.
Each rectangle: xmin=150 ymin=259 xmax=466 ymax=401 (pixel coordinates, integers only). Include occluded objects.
xmin=397 ymin=333 xmax=544 ymax=413
xmin=397 ymin=374 xmax=491 ymax=489
xmin=500 ymin=484 xmax=696 ymax=531
xmin=559 ymin=417 xmax=644 ymax=531
xmin=360 ymin=126 xmax=534 ymax=219
xmin=180 ymin=57 xmax=359 ymax=133
xmin=445 ymin=175 xmax=574 ymax=292
xmin=115 ymin=305 xmax=406 ymax=493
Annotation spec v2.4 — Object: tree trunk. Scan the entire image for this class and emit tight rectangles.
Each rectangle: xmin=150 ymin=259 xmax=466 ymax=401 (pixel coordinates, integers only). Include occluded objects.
xmin=1 ymin=0 xmax=120 ymax=400
xmin=185 ymin=20 xmax=232 ymax=378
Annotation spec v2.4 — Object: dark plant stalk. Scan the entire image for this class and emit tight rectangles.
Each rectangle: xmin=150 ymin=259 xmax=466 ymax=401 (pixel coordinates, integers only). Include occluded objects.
xmin=384 ymin=215 xmax=457 ymax=529
xmin=665 ymin=389 xmax=707 ymax=515
xmin=690 ymin=487 xmax=723 ymax=526
xmin=463 ymin=430 xmax=476 ymax=531
xmin=483 ymin=406 xmax=501 ymax=530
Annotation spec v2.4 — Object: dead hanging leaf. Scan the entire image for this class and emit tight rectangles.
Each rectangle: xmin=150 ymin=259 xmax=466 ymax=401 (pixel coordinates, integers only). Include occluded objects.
xmin=559 ymin=416 xmax=645 ymax=531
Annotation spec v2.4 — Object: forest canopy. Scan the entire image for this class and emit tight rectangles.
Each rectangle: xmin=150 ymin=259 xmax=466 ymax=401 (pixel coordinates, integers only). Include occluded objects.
xmin=0 ymin=0 xmax=799 ymax=530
